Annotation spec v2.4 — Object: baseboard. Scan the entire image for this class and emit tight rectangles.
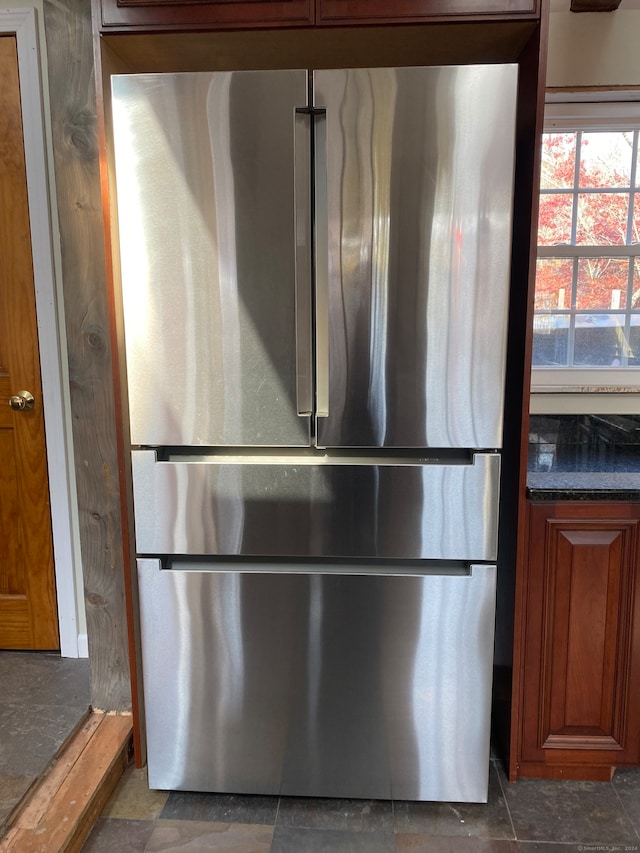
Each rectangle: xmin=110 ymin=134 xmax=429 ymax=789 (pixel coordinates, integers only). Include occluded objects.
xmin=77 ymin=633 xmax=89 ymax=659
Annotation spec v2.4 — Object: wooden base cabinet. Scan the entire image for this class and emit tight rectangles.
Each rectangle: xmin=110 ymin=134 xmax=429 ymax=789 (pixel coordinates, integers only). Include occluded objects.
xmin=512 ymin=501 xmax=640 ymax=780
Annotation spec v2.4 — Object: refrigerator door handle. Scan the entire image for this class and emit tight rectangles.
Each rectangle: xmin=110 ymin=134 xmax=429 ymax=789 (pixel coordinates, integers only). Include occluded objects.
xmin=294 ymin=109 xmax=313 ymax=417
xmin=314 ymin=109 xmax=329 ymax=418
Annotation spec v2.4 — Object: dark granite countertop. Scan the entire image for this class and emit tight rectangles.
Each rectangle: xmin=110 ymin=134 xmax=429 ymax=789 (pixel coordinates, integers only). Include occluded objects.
xmin=527 ymin=414 xmax=640 ymax=501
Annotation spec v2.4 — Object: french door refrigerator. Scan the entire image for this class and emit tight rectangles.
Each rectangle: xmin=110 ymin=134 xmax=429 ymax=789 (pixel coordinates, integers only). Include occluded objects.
xmin=111 ymin=64 xmax=518 ymax=803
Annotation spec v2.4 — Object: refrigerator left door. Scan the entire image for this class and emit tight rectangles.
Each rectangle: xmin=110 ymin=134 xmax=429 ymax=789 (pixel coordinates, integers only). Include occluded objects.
xmin=111 ymin=70 xmax=311 ymax=447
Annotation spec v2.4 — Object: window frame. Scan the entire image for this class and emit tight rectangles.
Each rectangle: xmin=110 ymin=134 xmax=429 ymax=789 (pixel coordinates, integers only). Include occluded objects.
xmin=531 ymin=95 xmax=640 ymax=406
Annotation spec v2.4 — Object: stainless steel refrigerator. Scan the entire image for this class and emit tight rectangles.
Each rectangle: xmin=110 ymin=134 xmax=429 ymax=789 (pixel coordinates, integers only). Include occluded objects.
xmin=111 ymin=64 xmax=518 ymax=803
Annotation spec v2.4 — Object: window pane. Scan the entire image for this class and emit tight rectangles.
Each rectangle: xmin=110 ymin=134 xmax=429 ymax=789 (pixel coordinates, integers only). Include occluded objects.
xmin=574 ymin=314 xmax=625 ymax=365
xmin=579 ymin=132 xmax=633 ymax=188
xmin=535 ymin=258 xmax=573 ymax=310
xmin=541 ymin=133 xmax=576 ymax=189
xmin=538 ymin=194 xmax=573 ymax=245
xmin=576 ymin=192 xmax=629 ymax=245
xmin=532 ymin=314 xmax=569 ymax=366
xmin=633 ymin=194 xmax=640 ymax=244
xmin=633 ymin=260 xmax=640 ymax=309
xmin=630 ymin=315 xmax=640 ymax=365
xmin=576 ymin=257 xmax=628 ymax=310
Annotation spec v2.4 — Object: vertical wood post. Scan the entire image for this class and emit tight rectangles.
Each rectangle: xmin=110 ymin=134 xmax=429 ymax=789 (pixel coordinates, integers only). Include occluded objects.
xmin=43 ymin=0 xmax=131 ymax=711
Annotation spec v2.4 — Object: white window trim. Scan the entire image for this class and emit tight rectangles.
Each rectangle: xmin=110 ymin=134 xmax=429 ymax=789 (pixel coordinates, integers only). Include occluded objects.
xmin=531 ymin=93 xmax=640 ymax=408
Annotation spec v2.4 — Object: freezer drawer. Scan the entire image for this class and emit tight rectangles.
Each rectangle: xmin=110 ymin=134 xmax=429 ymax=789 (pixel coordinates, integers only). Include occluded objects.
xmin=132 ymin=450 xmax=500 ymax=561
xmin=138 ymin=560 xmax=497 ymax=802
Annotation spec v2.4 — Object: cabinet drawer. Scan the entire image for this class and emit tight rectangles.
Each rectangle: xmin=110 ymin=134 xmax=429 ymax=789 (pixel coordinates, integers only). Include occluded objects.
xmin=97 ymin=0 xmax=313 ymax=33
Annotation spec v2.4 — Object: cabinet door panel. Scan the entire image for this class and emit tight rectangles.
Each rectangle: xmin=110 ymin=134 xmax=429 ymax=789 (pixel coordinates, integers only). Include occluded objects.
xmin=317 ymin=0 xmax=539 ymax=25
xmin=98 ymin=0 xmax=313 ymax=33
xmin=542 ymin=522 xmax=633 ymax=750
xmin=520 ymin=503 xmax=640 ymax=771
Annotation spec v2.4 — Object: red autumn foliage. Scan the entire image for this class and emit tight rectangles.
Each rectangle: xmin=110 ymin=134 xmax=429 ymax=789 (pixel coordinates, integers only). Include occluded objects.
xmin=536 ymin=132 xmax=639 ymax=313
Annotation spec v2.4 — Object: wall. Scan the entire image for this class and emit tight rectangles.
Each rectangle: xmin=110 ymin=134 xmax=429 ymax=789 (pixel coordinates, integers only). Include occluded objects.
xmin=547 ymin=9 xmax=640 ymax=88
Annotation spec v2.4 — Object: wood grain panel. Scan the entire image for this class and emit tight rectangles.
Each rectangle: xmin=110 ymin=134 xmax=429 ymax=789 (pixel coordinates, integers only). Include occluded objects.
xmin=541 ymin=520 xmax=634 ymax=750
xmin=517 ymin=501 xmax=640 ymax=777
xmin=43 ymin=0 xmax=131 ymax=708
xmin=96 ymin=0 xmax=312 ymax=33
xmin=317 ymin=0 xmax=539 ymax=24
xmin=561 ymin=530 xmax=619 ymax=729
xmin=0 ymin=427 xmax=22 ymax=594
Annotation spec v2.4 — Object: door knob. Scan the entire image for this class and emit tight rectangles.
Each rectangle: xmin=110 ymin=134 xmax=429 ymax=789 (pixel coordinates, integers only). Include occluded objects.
xmin=9 ymin=390 xmax=35 ymax=411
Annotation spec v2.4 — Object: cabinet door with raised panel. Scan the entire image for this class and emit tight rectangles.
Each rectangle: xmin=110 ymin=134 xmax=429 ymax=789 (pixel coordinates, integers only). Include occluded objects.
xmin=519 ymin=501 xmax=640 ymax=777
xmin=96 ymin=0 xmax=313 ymax=33
xmin=317 ymin=0 xmax=539 ymax=26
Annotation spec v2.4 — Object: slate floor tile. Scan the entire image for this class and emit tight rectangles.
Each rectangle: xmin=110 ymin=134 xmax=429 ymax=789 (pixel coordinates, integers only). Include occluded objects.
xmin=0 ymin=771 xmax=32 ymax=831
xmin=146 ymin=819 xmax=274 ymax=851
xmin=26 ymin=659 xmax=90 ymax=708
xmin=396 ymin=836 xmax=520 ymax=852
xmin=0 ymin=652 xmax=94 ymax=837
xmin=82 ymin=817 xmax=155 ymax=852
xmin=517 ymin=843 xmax=635 ymax=852
xmin=102 ymin=765 xmax=169 ymax=821
xmin=276 ymin=795 xmax=393 ymax=832
xmin=394 ymin=763 xmax=514 ymax=839
xmin=0 ymin=652 xmax=89 ymax=708
xmin=271 ymin=825 xmax=395 ymax=852
xmin=612 ymin=766 xmax=640 ymax=837
xmin=160 ymin=792 xmax=279 ymax=825
xmin=0 ymin=703 xmax=89 ymax=776
xmin=501 ymin=777 xmax=638 ymax=844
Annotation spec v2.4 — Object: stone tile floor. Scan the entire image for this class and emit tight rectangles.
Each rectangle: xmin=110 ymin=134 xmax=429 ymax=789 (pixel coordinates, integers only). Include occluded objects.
xmin=82 ymin=759 xmax=640 ymax=852
xmin=0 ymin=650 xmax=90 ymax=831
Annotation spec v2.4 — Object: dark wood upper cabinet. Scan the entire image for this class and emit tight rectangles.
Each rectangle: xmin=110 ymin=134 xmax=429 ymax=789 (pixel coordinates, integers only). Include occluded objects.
xmin=317 ymin=0 xmax=539 ymax=25
xmin=96 ymin=0 xmax=314 ymax=33
xmin=96 ymin=0 xmax=539 ymax=32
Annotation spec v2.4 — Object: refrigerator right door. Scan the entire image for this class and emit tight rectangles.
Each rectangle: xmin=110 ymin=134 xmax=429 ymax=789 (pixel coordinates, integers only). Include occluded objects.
xmin=314 ymin=65 xmax=519 ymax=450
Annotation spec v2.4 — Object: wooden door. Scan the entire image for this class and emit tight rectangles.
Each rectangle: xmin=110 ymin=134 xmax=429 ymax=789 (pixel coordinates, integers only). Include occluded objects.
xmin=0 ymin=35 xmax=59 ymax=650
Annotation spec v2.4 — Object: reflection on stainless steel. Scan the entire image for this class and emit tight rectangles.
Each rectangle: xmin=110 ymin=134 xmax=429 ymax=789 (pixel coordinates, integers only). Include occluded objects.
xmin=313 ymin=110 xmax=330 ymax=419
xmin=132 ymin=449 xmax=500 ymax=560
xmin=294 ymin=111 xmax=313 ymax=417
xmin=138 ymin=560 xmax=496 ymax=802
xmin=111 ymin=70 xmax=310 ymax=447
xmin=313 ymin=66 xmax=518 ymax=449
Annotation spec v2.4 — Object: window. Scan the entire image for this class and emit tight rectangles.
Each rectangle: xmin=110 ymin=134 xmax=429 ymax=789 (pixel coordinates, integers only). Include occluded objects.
xmin=531 ymin=99 xmax=640 ymax=404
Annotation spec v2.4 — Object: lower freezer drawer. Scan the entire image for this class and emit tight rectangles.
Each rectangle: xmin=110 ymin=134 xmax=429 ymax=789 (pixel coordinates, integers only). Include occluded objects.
xmin=137 ymin=559 xmax=497 ymax=802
